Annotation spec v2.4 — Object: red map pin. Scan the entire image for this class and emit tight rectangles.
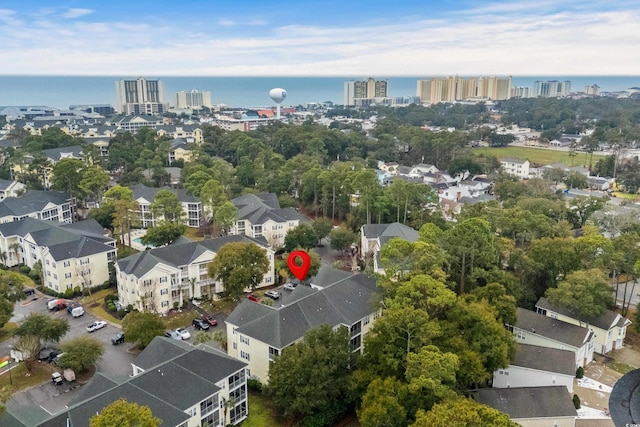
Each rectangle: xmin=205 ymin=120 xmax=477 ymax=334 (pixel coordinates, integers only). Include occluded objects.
xmin=288 ymin=250 xmax=311 ymax=281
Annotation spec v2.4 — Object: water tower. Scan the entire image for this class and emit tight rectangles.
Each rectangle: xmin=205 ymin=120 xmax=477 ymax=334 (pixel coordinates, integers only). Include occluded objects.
xmin=269 ymin=88 xmax=287 ymax=119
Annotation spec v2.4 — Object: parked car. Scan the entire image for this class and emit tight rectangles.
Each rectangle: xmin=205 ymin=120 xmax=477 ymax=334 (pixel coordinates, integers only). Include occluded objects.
xmin=86 ymin=321 xmax=107 ymax=332
xmin=38 ymin=348 xmax=59 ymax=362
xmin=202 ymin=314 xmax=218 ymax=326
xmin=265 ymin=290 xmax=280 ymax=300
xmin=71 ymin=306 xmax=85 ymax=318
xmin=23 ymin=288 xmax=35 ymax=296
xmin=176 ymin=328 xmax=191 ymax=340
xmin=165 ymin=330 xmax=182 ymax=340
xmin=51 ymin=372 xmax=63 ymax=386
xmin=63 ymin=369 xmax=75 ymax=382
xmin=247 ymin=295 xmax=260 ymax=302
xmin=111 ymin=332 xmax=125 ymax=345
xmin=284 ymin=283 xmax=297 ymax=291
xmin=192 ymin=318 xmax=210 ymax=331
xmin=66 ymin=302 xmax=81 ymax=314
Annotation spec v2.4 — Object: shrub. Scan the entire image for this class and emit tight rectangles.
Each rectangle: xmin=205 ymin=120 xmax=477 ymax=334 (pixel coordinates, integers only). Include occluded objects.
xmin=19 ymin=265 xmax=31 ymax=275
xmin=173 ymin=301 xmax=179 ymax=310
xmin=576 ymin=366 xmax=584 ymax=379
xmin=117 ymin=309 xmax=127 ymax=319
xmin=573 ymin=394 xmax=581 ymax=409
xmin=63 ymin=288 xmax=75 ymax=299
xmin=126 ymin=304 xmax=134 ymax=312
xmin=107 ymin=302 xmax=117 ymax=313
xmin=104 ymin=294 xmax=118 ymax=303
xmin=73 ymin=286 xmax=82 ymax=296
xmin=247 ymin=378 xmax=263 ymax=392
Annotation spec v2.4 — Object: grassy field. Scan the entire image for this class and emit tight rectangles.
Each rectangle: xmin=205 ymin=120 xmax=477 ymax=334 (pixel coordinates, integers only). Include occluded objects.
xmin=0 ymin=322 xmax=18 ymax=344
xmin=0 ymin=361 xmax=53 ymax=392
xmin=473 ymin=146 xmax=606 ymax=167
xmin=242 ymin=391 xmax=293 ymax=427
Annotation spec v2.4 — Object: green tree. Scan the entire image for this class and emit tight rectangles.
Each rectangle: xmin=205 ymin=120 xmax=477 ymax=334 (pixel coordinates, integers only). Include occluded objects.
xmin=184 ymin=170 xmax=213 ymax=197
xmin=213 ymin=201 xmax=238 ymax=236
xmin=283 ymin=223 xmax=318 ymax=252
xmin=329 ymin=227 xmax=357 ymax=255
xmin=545 ymin=269 xmax=613 ymax=321
xmin=357 ymin=377 xmax=407 ymax=427
xmin=121 ymin=312 xmax=165 ymax=348
xmin=200 ymin=178 xmax=228 ymax=222
xmin=312 ymin=217 xmax=334 ymax=244
xmin=51 ymin=158 xmax=84 ymax=196
xmin=208 ymin=242 xmax=270 ymax=299
xmin=78 ymin=165 xmax=110 ymax=203
xmin=412 ymin=398 xmax=518 ymax=427
xmin=150 ymin=190 xmax=184 ymax=224
xmin=14 ymin=313 xmax=69 ymax=371
xmin=141 ymin=222 xmax=186 ymax=247
xmin=104 ymin=185 xmax=139 ymax=247
xmin=59 ymin=336 xmax=105 ymax=373
xmin=266 ymin=325 xmax=353 ymax=425
xmin=90 ymin=399 xmax=161 ymax=427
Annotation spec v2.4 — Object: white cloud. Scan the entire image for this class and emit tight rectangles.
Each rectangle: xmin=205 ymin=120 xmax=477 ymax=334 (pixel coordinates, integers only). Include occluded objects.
xmin=1 ymin=4 xmax=639 ymax=76
xmin=61 ymin=8 xmax=94 ymax=19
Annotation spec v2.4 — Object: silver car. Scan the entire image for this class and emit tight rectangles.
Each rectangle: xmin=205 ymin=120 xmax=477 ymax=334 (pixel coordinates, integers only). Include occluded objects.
xmin=265 ymin=290 xmax=280 ymax=300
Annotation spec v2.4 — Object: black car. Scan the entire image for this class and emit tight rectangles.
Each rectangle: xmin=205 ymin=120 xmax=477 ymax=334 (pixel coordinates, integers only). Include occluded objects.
xmin=23 ymin=288 xmax=36 ymax=296
xmin=111 ymin=333 xmax=125 ymax=345
xmin=192 ymin=318 xmax=210 ymax=330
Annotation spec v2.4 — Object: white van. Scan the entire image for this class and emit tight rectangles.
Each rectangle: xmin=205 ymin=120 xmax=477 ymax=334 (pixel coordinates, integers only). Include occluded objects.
xmin=71 ymin=306 xmax=84 ymax=317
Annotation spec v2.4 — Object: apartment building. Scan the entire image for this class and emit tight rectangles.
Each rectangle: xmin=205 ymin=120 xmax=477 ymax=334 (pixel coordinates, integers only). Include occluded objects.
xmin=175 ymin=89 xmax=212 ymax=109
xmin=230 ymin=193 xmax=310 ymax=248
xmin=344 ymin=78 xmax=389 ymax=106
xmin=500 ymin=157 xmax=531 ymax=179
xmin=115 ymin=77 xmax=169 ymax=114
xmin=131 ymin=184 xmax=202 ymax=228
xmin=226 ymin=266 xmax=381 ymax=383
xmin=417 ymin=76 xmax=512 ymax=103
xmin=0 ymin=190 xmax=75 ymax=224
xmin=0 ymin=218 xmax=116 ymax=293
xmin=116 ymin=235 xmax=275 ymax=314
xmin=534 ymin=80 xmax=572 ymax=98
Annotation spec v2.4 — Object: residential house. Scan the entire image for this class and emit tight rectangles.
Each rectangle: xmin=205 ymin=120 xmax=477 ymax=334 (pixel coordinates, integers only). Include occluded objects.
xmin=0 ymin=179 xmax=25 ymax=201
xmin=408 ymin=163 xmax=439 ymax=177
xmin=440 ymin=178 xmax=491 ymax=202
xmin=0 ymin=218 xmax=116 ymax=293
xmin=168 ymin=138 xmax=194 ymax=164
xmin=509 ymin=307 xmax=595 ymax=369
xmin=471 ymin=386 xmax=577 ymax=427
xmin=230 ymin=193 xmax=310 ymax=248
xmin=587 ymin=176 xmax=612 ymax=191
xmin=116 ymin=235 xmax=274 ymax=314
xmin=131 ymin=184 xmax=202 ymax=228
xmin=536 ymin=297 xmax=631 ymax=355
xmin=360 ymin=222 xmax=419 ymax=273
xmin=493 ymin=344 xmax=576 ymax=393
xmin=156 ymin=125 xmax=204 ymax=144
xmin=500 ymin=158 xmax=531 ymax=179
xmin=0 ymin=337 xmax=249 ymax=426
xmin=0 ymin=190 xmax=75 ymax=224
xmin=225 ymin=266 xmax=381 ymax=383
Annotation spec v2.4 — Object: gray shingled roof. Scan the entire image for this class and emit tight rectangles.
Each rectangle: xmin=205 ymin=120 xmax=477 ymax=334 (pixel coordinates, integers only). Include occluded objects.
xmin=472 ymin=386 xmax=576 ymax=419
xmin=514 ymin=307 xmax=592 ymax=348
xmin=362 ymin=222 xmax=419 ymax=246
xmin=131 ymin=183 xmax=198 ymax=203
xmin=511 ymin=344 xmax=575 ymax=376
xmin=42 ymin=146 xmax=83 ymax=162
xmin=536 ymin=297 xmax=630 ymax=332
xmin=228 ymin=266 xmax=379 ymax=348
xmin=232 ymin=193 xmax=309 ymax=225
xmin=117 ymin=234 xmax=269 ymax=276
xmin=30 ymin=337 xmax=246 ymax=427
xmin=0 ymin=218 xmax=115 ymax=262
xmin=0 ymin=190 xmax=70 ymax=217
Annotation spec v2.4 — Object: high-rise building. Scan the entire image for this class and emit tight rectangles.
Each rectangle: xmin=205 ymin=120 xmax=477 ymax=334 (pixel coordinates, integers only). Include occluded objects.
xmin=584 ymin=84 xmax=600 ymax=96
xmin=533 ymin=80 xmax=572 ymax=98
xmin=511 ymin=86 xmax=531 ymax=98
xmin=343 ymin=78 xmax=388 ymax=106
xmin=115 ymin=77 xmax=168 ymax=115
xmin=175 ymin=89 xmax=212 ymax=109
xmin=416 ymin=76 xmax=512 ymax=104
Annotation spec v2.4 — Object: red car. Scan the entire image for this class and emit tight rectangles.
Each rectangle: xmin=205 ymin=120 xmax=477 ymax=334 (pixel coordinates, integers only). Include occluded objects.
xmin=247 ymin=295 xmax=260 ymax=302
xmin=202 ymin=315 xmax=218 ymax=326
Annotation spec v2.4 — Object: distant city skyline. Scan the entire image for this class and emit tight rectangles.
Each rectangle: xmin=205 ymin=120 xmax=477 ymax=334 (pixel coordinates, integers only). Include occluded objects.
xmin=0 ymin=1 xmax=638 ymax=76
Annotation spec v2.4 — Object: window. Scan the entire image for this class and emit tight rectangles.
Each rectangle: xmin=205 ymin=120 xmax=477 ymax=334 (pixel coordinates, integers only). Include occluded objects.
xmin=229 ymin=401 xmax=247 ymax=424
xmin=53 ymin=274 xmax=57 ymax=280
xmin=160 ymin=288 xmax=168 ymax=295
xmin=199 ymin=395 xmax=219 ymax=416
xmin=550 ymin=312 xmax=558 ymax=319
xmin=269 ymin=347 xmax=279 ymax=361
xmin=228 ymin=370 xmax=245 ymax=390
xmin=233 ymin=342 xmax=237 ymax=350
xmin=80 ymin=258 xmax=90 ymax=265
xmin=160 ymin=276 xmax=167 ymax=283
xmin=363 ymin=316 xmax=370 ymax=326
xmin=200 ymin=411 xmax=220 ymax=427
xmin=161 ymin=301 xmax=169 ymax=308
xmin=240 ymin=335 xmax=249 ymax=345
xmin=46 ymin=259 xmax=49 ymax=265
xmin=65 ymin=273 xmax=71 ymax=279
xmin=240 ymin=351 xmax=250 ymax=361
xmin=265 ymin=276 xmax=272 ymax=283
xmin=63 ymin=261 xmax=71 ymax=267
xmin=517 ymin=331 xmax=526 ymax=340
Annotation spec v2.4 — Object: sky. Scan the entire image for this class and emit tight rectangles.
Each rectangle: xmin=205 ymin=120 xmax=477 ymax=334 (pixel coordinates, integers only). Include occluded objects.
xmin=1 ymin=0 xmax=639 ymax=76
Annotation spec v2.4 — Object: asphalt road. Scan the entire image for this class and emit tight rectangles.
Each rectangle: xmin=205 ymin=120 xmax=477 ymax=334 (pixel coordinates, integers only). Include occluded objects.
xmin=612 ymin=279 xmax=640 ymax=311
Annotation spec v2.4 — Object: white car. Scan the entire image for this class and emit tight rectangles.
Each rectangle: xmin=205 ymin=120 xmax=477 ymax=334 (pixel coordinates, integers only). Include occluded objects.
xmin=284 ymin=283 xmax=297 ymax=291
xmin=176 ymin=328 xmax=191 ymax=340
xmin=86 ymin=321 xmax=107 ymax=332
xmin=165 ymin=330 xmax=182 ymax=340
xmin=265 ymin=290 xmax=281 ymax=300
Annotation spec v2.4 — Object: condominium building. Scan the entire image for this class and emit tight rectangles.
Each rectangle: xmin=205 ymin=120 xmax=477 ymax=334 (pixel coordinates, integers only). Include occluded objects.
xmin=344 ymin=78 xmax=388 ymax=106
xmin=533 ymin=80 xmax=572 ymax=98
xmin=115 ymin=77 xmax=169 ymax=115
xmin=175 ymin=89 xmax=212 ymax=109
xmin=511 ymin=86 xmax=531 ymax=98
xmin=131 ymin=184 xmax=202 ymax=228
xmin=417 ymin=76 xmax=512 ymax=104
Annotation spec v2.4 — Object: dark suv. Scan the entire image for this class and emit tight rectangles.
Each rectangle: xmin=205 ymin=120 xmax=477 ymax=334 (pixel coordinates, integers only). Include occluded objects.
xmin=192 ymin=318 xmax=210 ymax=330
xmin=111 ymin=333 xmax=125 ymax=345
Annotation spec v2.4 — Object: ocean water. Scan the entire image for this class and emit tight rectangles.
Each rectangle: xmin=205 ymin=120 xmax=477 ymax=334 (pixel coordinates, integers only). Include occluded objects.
xmin=0 ymin=75 xmax=639 ymax=110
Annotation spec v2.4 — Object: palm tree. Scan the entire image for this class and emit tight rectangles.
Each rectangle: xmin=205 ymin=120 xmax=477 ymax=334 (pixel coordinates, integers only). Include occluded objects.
xmin=9 ymin=242 xmax=21 ymax=266
xmin=0 ymin=250 xmax=7 ymax=266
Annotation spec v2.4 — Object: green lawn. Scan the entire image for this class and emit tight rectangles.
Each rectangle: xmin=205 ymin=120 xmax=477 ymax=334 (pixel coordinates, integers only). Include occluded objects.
xmin=607 ymin=361 xmax=636 ymax=375
xmin=473 ymin=146 xmax=605 ymax=167
xmin=0 ymin=322 xmax=18 ymax=343
xmin=242 ymin=391 xmax=292 ymax=427
xmin=0 ymin=361 xmax=53 ymax=392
